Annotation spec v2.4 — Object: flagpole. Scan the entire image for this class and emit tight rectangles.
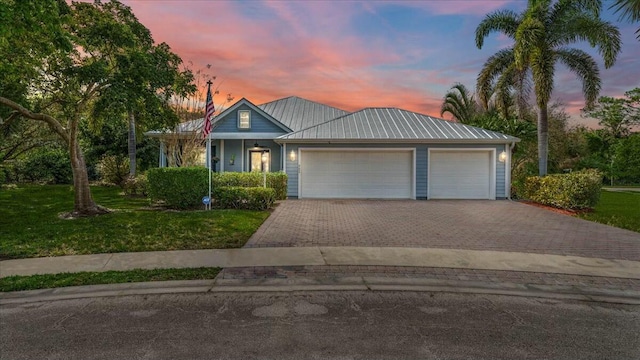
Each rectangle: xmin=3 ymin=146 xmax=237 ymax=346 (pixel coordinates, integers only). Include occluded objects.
xmin=208 ymin=137 xmax=212 ymax=210
xmin=203 ymin=80 xmax=214 ymax=210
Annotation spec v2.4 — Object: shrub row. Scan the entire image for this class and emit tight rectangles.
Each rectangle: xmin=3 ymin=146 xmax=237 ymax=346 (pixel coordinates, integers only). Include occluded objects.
xmin=212 ymin=186 xmax=276 ymax=210
xmin=213 ymin=172 xmax=287 ymax=200
xmin=147 ymin=167 xmax=286 ymax=209
xmin=523 ymin=169 xmax=603 ymax=210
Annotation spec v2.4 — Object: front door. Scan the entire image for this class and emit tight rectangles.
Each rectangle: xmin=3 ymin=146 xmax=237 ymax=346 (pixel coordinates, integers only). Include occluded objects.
xmin=249 ymin=149 xmax=270 ymax=172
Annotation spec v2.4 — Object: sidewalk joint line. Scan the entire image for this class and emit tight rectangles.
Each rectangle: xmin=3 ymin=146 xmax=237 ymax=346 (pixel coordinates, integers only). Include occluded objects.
xmin=101 ymin=254 xmax=114 ymax=270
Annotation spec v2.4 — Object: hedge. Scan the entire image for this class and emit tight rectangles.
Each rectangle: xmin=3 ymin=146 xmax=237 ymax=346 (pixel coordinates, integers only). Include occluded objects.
xmin=147 ymin=167 xmax=208 ymax=209
xmin=523 ymin=169 xmax=603 ymax=210
xmin=213 ymin=172 xmax=287 ymax=200
xmin=147 ymin=168 xmax=286 ymax=209
xmin=212 ymin=186 xmax=276 ymax=210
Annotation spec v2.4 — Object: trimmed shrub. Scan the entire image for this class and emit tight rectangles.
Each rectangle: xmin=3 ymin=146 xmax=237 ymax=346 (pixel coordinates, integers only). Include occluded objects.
xmin=213 ymin=186 xmax=276 ymax=210
xmin=15 ymin=148 xmax=72 ymax=184
xmin=147 ymin=167 xmax=208 ymax=209
xmin=97 ymin=155 xmax=130 ymax=187
xmin=523 ymin=169 xmax=603 ymax=210
xmin=123 ymin=174 xmax=149 ymax=197
xmin=213 ymin=171 xmax=287 ymax=200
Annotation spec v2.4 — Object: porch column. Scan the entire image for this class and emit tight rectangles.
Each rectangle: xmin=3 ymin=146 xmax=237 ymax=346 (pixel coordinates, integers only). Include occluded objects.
xmin=159 ymin=141 xmax=167 ymax=168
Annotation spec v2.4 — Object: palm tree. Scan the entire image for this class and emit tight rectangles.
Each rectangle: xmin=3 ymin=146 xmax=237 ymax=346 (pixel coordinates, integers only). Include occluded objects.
xmin=440 ymin=83 xmax=478 ymax=124
xmin=611 ymin=0 xmax=640 ymax=40
xmin=476 ymin=0 xmax=621 ymax=176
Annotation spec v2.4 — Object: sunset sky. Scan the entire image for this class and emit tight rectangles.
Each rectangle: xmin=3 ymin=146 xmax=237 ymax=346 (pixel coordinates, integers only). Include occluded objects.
xmin=122 ymin=0 xmax=640 ymax=128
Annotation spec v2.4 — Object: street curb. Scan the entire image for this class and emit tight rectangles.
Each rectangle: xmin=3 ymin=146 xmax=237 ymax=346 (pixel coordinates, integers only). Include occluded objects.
xmin=2 ymin=277 xmax=639 ymax=305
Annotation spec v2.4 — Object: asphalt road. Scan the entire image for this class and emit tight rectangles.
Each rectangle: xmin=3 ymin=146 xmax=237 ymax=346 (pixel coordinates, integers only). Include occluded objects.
xmin=1 ymin=291 xmax=639 ymax=360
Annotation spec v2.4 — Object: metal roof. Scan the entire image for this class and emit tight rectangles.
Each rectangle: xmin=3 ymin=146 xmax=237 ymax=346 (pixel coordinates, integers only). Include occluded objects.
xmin=258 ymin=96 xmax=348 ymax=131
xmin=276 ymin=108 xmax=520 ymax=142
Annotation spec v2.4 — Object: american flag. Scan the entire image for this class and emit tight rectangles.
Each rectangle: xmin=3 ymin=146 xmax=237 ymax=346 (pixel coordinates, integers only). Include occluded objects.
xmin=202 ymin=82 xmax=214 ymax=139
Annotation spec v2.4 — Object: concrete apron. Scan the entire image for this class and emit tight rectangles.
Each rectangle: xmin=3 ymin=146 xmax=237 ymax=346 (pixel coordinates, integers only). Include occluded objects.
xmin=1 ymin=247 xmax=639 ymax=280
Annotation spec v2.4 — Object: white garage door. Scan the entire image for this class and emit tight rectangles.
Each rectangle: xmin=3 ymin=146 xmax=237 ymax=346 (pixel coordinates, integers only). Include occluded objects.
xmin=300 ymin=150 xmax=413 ymax=199
xmin=429 ymin=150 xmax=494 ymax=199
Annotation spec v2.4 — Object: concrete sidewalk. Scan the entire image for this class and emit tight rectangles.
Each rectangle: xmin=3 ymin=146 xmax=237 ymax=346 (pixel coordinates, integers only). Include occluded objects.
xmin=2 ymin=247 xmax=640 ymax=280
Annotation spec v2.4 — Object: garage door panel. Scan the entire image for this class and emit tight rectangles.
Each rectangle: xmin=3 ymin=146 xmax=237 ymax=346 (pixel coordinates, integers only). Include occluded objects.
xmin=301 ymin=150 xmax=413 ymax=199
xmin=429 ymin=151 xmax=492 ymax=199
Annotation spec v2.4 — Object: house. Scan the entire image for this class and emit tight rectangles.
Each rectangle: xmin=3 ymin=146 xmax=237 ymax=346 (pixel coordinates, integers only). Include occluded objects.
xmin=147 ymin=96 xmax=520 ymax=200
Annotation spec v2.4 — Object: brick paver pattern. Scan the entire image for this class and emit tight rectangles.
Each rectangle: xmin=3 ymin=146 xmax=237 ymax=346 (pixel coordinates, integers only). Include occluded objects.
xmin=246 ymin=200 xmax=640 ymax=261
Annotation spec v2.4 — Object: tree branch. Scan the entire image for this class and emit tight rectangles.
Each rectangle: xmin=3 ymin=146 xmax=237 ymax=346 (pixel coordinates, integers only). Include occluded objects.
xmin=0 ymin=96 xmax=70 ymax=145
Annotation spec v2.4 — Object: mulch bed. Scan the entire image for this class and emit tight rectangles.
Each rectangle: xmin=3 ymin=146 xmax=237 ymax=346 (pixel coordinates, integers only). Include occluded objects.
xmin=519 ymin=200 xmax=592 ymax=216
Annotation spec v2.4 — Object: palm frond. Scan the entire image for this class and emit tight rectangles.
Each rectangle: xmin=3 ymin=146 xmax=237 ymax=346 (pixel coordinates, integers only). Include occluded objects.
xmin=609 ymin=0 xmax=640 ymax=40
xmin=476 ymin=48 xmax=515 ymax=107
xmin=610 ymin=0 xmax=640 ymax=21
xmin=440 ymin=83 xmax=477 ymax=123
xmin=551 ymin=14 xmax=621 ymax=68
xmin=555 ymin=48 xmax=601 ymax=108
xmin=475 ymin=10 xmax=520 ymax=48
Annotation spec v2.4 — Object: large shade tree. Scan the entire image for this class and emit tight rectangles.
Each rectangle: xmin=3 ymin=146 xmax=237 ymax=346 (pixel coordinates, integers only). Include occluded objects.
xmin=0 ymin=0 xmax=192 ymax=216
xmin=475 ymin=0 xmax=621 ymax=176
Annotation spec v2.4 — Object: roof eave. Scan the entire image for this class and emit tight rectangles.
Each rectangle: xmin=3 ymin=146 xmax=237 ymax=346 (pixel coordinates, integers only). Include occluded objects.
xmin=275 ymin=138 xmax=520 ymax=144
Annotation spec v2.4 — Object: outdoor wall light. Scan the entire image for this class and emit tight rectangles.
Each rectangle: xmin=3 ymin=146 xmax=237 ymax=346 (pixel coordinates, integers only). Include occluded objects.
xmin=289 ymin=150 xmax=297 ymax=161
xmin=498 ymin=151 xmax=508 ymax=163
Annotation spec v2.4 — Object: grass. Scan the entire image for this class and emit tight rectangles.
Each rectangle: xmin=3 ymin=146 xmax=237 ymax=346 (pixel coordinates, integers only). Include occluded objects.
xmin=579 ymin=190 xmax=640 ymax=233
xmin=0 ymin=267 xmax=221 ymax=292
xmin=0 ymin=185 xmax=270 ymax=259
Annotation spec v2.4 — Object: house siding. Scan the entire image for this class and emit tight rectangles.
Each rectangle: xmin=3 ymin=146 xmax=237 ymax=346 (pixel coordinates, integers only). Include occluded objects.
xmin=213 ymin=104 xmax=287 ymax=134
xmin=284 ymin=143 xmax=506 ymax=199
xmin=222 ymin=140 xmax=243 ymax=172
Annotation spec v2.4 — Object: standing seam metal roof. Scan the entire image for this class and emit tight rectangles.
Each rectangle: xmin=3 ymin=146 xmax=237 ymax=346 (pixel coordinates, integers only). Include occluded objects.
xmin=258 ymin=96 xmax=349 ymax=132
xmin=277 ymin=108 xmax=520 ymax=141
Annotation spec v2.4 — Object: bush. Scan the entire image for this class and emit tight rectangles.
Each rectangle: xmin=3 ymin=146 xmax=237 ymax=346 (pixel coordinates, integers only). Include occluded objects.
xmin=123 ymin=174 xmax=149 ymax=197
xmin=147 ymin=167 xmax=208 ymax=209
xmin=213 ymin=186 xmax=276 ymax=210
xmin=213 ymin=171 xmax=287 ymax=200
xmin=15 ymin=148 xmax=72 ymax=184
xmin=97 ymin=155 xmax=130 ymax=187
xmin=523 ymin=169 xmax=603 ymax=210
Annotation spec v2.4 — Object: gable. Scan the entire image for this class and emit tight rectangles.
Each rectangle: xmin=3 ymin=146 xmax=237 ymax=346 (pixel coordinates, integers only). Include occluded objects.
xmin=212 ymin=104 xmax=287 ymax=134
xmin=211 ymin=98 xmax=291 ymax=136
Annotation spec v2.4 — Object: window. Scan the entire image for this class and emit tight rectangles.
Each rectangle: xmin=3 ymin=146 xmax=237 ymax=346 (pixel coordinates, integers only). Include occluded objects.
xmin=238 ymin=110 xmax=251 ymax=129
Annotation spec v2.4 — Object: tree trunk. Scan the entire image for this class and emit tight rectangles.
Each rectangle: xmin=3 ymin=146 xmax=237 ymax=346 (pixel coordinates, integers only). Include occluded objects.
xmin=69 ymin=123 xmax=108 ymax=217
xmin=128 ymin=111 xmax=136 ymax=177
xmin=537 ymin=103 xmax=549 ymax=176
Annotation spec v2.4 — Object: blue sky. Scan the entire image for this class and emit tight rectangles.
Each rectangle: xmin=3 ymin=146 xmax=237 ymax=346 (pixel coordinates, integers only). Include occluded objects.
xmin=124 ymin=0 xmax=640 ymax=128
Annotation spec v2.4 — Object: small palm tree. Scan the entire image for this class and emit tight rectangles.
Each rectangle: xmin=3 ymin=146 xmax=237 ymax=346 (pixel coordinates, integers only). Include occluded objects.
xmin=440 ymin=83 xmax=478 ymax=124
xmin=476 ymin=0 xmax=621 ymax=176
xmin=611 ymin=0 xmax=640 ymax=39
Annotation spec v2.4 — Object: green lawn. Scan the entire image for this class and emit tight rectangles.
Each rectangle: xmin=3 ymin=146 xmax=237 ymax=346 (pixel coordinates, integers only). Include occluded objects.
xmin=579 ymin=190 xmax=640 ymax=233
xmin=0 ymin=267 xmax=221 ymax=292
xmin=0 ymin=185 xmax=270 ymax=259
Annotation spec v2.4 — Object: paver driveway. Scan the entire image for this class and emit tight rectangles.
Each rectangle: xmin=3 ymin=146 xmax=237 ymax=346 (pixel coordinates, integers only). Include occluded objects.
xmin=246 ymin=200 xmax=640 ymax=261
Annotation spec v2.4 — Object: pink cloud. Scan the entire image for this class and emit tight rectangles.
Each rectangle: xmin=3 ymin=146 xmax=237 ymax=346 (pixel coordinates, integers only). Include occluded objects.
xmin=119 ymin=0 xmax=637 ymax=125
